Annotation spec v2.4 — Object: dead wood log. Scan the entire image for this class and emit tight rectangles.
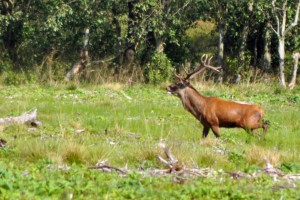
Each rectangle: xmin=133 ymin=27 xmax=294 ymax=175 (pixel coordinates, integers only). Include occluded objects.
xmin=0 ymin=108 xmax=42 ymax=127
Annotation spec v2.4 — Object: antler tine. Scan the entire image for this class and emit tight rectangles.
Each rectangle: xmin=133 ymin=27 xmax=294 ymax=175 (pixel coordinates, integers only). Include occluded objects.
xmin=182 ymin=64 xmax=189 ymax=75
xmin=179 ymin=54 xmax=221 ymax=80
xmin=201 ymin=54 xmax=208 ymax=64
xmin=184 ymin=66 xmax=207 ymax=80
xmin=208 ymin=56 xmax=213 ymax=64
xmin=201 ymin=54 xmax=221 ymax=73
xmin=173 ymin=69 xmax=184 ymax=80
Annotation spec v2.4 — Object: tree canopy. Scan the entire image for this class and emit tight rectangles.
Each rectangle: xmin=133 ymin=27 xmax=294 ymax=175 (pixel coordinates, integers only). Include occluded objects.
xmin=0 ymin=0 xmax=299 ymax=85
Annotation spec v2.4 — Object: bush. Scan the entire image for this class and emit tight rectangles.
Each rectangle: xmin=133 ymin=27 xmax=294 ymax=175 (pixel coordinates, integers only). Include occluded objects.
xmin=2 ymin=70 xmax=36 ymax=85
xmin=0 ymin=51 xmax=13 ymax=74
xmin=144 ymin=53 xmax=173 ymax=84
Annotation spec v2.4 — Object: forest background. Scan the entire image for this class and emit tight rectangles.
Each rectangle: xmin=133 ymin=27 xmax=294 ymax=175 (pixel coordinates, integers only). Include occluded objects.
xmin=0 ymin=0 xmax=299 ymax=86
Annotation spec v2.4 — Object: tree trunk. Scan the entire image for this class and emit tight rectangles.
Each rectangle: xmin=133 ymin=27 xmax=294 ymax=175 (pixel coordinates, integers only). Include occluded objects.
xmin=253 ymin=37 xmax=258 ymax=68
xmin=263 ymin=23 xmax=272 ymax=71
xmin=239 ymin=25 xmax=249 ymax=67
xmin=271 ymin=0 xmax=300 ymax=87
xmin=288 ymin=52 xmax=299 ymax=89
xmin=278 ymin=38 xmax=286 ymax=87
xmin=1 ymin=0 xmax=21 ymax=67
xmin=235 ymin=0 xmax=253 ymax=83
xmin=155 ymin=35 xmax=164 ymax=54
xmin=112 ymin=4 xmax=122 ymax=67
xmin=236 ymin=23 xmax=250 ymax=83
xmin=217 ymin=23 xmax=225 ymax=83
xmin=65 ymin=28 xmax=90 ymax=82
xmin=123 ymin=0 xmax=137 ymax=70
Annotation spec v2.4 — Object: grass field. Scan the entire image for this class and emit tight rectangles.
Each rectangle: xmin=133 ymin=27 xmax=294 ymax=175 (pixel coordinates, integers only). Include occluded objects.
xmin=0 ymin=82 xmax=300 ymax=199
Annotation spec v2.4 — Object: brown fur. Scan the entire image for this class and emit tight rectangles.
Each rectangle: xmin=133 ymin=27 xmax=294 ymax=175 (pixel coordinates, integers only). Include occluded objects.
xmin=166 ymin=82 xmax=268 ymax=139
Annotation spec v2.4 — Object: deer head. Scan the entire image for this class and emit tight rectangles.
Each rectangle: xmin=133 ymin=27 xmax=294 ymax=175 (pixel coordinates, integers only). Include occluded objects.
xmin=166 ymin=54 xmax=221 ymax=97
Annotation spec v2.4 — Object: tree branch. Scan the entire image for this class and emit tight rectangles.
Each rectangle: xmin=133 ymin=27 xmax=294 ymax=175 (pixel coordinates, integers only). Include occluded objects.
xmin=171 ymin=0 xmax=191 ymax=17
xmin=284 ymin=0 xmax=300 ymax=34
xmin=271 ymin=0 xmax=281 ymax=36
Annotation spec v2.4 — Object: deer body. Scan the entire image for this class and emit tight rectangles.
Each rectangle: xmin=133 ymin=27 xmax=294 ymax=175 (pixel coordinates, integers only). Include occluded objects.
xmin=167 ymin=54 xmax=268 ymax=139
xmin=171 ymin=85 xmax=267 ymax=138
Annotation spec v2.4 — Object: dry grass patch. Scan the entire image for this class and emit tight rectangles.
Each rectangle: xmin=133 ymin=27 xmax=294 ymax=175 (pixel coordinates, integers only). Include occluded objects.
xmin=62 ymin=142 xmax=88 ymax=164
xmin=102 ymin=83 xmax=126 ymax=90
xmin=200 ymin=137 xmax=219 ymax=147
xmin=246 ymin=145 xmax=282 ymax=167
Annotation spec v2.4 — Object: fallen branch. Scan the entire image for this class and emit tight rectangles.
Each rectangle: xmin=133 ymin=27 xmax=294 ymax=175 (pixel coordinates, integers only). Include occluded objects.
xmin=88 ymin=144 xmax=300 ymax=187
xmin=0 ymin=108 xmax=42 ymax=127
xmin=88 ymin=160 xmax=127 ymax=175
xmin=157 ymin=143 xmax=179 ymax=172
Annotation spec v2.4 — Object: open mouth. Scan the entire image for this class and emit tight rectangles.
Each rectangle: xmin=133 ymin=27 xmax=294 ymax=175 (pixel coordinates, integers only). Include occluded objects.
xmin=166 ymin=86 xmax=173 ymax=94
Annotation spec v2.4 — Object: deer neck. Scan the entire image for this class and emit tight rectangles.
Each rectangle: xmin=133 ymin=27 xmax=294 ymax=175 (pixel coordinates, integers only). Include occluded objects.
xmin=180 ymin=87 xmax=206 ymax=118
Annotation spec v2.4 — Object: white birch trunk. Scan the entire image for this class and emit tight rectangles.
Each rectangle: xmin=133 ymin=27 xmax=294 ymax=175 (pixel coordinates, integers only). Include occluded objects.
xmin=288 ymin=52 xmax=300 ymax=89
xmin=278 ymin=38 xmax=286 ymax=87
xmin=271 ymin=0 xmax=300 ymax=87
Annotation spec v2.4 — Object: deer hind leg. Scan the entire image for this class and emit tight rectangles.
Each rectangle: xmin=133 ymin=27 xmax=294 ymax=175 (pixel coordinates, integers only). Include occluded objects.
xmin=262 ymin=121 xmax=269 ymax=140
xmin=249 ymin=128 xmax=264 ymax=141
xmin=202 ymin=126 xmax=210 ymax=138
xmin=211 ymin=125 xmax=221 ymax=138
xmin=252 ymin=120 xmax=269 ymax=140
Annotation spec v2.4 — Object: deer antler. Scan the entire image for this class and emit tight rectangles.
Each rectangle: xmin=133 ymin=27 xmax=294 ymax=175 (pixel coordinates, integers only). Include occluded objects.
xmin=201 ymin=54 xmax=221 ymax=72
xmin=173 ymin=69 xmax=184 ymax=80
xmin=184 ymin=54 xmax=221 ymax=80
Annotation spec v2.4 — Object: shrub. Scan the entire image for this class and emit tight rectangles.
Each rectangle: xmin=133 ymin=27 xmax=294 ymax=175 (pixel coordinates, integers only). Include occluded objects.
xmin=144 ymin=53 xmax=173 ymax=84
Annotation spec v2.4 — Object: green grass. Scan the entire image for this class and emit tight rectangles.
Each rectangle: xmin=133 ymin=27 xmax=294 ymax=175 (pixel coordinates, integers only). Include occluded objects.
xmin=0 ymin=82 xmax=300 ymax=199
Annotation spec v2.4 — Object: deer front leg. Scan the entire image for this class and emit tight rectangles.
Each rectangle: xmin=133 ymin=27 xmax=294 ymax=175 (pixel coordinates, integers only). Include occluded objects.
xmin=211 ymin=125 xmax=221 ymax=138
xmin=202 ymin=126 xmax=210 ymax=138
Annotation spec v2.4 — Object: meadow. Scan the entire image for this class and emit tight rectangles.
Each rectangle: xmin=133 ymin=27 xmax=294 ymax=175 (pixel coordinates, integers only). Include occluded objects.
xmin=0 ymin=82 xmax=300 ymax=199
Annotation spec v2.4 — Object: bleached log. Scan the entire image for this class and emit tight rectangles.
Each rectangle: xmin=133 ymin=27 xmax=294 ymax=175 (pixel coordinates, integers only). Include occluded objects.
xmin=0 ymin=109 xmax=42 ymax=127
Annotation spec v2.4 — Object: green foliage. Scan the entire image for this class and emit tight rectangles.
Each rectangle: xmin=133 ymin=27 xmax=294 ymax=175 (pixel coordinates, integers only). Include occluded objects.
xmin=280 ymin=162 xmax=300 ymax=173
xmin=0 ymin=0 xmax=299 ymax=83
xmin=225 ymin=53 xmax=252 ymax=80
xmin=144 ymin=53 xmax=173 ymax=84
xmin=3 ymin=71 xmax=33 ymax=85
xmin=0 ymin=52 xmax=13 ymax=74
xmin=185 ymin=20 xmax=218 ymax=56
xmin=228 ymin=152 xmax=245 ymax=163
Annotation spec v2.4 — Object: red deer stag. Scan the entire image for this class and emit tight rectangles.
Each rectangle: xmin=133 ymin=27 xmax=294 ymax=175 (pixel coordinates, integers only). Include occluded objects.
xmin=166 ymin=55 xmax=268 ymax=139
